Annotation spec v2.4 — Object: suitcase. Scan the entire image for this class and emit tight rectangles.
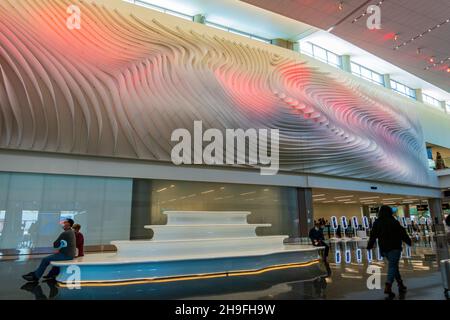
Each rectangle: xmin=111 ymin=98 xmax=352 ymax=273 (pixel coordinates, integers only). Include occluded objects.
xmin=440 ymin=259 xmax=450 ymax=299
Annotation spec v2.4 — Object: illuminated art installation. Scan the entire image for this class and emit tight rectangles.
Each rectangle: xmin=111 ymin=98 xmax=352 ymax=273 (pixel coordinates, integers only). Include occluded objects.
xmin=0 ymin=0 xmax=431 ymax=185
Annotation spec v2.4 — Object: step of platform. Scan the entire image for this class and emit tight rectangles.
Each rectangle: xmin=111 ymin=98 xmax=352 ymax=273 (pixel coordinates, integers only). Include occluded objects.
xmin=145 ymin=223 xmax=272 ymax=240
xmin=111 ymin=235 xmax=288 ymax=258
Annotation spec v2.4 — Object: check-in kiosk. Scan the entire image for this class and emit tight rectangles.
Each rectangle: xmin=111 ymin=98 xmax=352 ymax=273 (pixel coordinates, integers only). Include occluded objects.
xmin=340 ymin=216 xmax=351 ymax=242
xmin=367 ymin=248 xmax=373 ymax=263
xmin=329 ymin=216 xmax=341 ymax=242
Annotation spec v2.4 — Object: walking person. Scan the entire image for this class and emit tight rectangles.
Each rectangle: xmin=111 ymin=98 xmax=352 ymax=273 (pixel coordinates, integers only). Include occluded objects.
xmin=445 ymin=215 xmax=450 ymax=243
xmin=367 ymin=206 xmax=412 ymax=298
xmin=22 ymin=219 xmax=76 ymax=282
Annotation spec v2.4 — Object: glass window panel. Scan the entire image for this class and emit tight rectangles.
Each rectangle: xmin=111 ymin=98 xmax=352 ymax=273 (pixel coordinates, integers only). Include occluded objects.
xmin=165 ymin=10 xmax=192 ymax=21
xmin=423 ymin=94 xmax=440 ymax=107
xmin=313 ymin=46 xmax=327 ymax=62
xmin=205 ymin=21 xmax=228 ymax=31
xmin=327 ymin=52 xmax=341 ymax=66
xmin=361 ymin=67 xmax=372 ymax=79
xmin=351 ymin=63 xmax=360 ymax=74
xmin=251 ymin=37 xmax=271 ymax=44
xmin=372 ymin=73 xmax=383 ymax=85
xmin=301 ymin=42 xmax=313 ymax=56
xmin=0 ymin=173 xmax=133 ymax=252
xmin=229 ymin=29 xmax=251 ymax=38
xmin=390 ymin=80 xmax=416 ymax=99
xmin=136 ymin=1 xmax=165 ymax=12
xmin=390 ymin=80 xmax=397 ymax=90
xmin=145 ymin=180 xmax=300 ymax=238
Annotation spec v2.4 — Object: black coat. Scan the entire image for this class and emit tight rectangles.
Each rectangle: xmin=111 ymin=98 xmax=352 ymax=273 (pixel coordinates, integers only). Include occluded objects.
xmin=309 ymin=227 xmax=325 ymax=242
xmin=367 ymin=217 xmax=411 ymax=254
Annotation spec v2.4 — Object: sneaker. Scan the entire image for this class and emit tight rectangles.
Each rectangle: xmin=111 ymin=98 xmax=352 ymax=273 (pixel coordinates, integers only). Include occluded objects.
xmin=43 ymin=274 xmax=56 ymax=280
xmin=22 ymin=272 xmax=38 ymax=282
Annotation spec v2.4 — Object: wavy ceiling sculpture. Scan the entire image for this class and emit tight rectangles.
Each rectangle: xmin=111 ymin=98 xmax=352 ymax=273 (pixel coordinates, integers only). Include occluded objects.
xmin=0 ymin=0 xmax=432 ymax=185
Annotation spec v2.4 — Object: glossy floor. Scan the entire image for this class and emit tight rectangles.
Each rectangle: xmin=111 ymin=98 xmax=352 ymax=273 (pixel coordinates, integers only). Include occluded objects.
xmin=0 ymin=243 xmax=448 ymax=300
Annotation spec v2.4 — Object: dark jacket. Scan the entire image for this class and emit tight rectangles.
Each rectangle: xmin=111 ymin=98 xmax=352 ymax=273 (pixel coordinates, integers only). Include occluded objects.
xmin=309 ymin=227 xmax=325 ymax=244
xmin=53 ymin=229 xmax=76 ymax=258
xmin=367 ymin=216 xmax=411 ymax=254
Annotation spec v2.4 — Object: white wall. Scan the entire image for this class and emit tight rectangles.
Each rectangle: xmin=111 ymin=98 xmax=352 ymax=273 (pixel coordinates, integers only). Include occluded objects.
xmin=313 ymin=203 xmax=362 ymax=222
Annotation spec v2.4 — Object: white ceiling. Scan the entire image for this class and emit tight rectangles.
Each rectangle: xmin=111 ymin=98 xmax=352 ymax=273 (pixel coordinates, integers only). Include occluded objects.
xmin=312 ymin=188 xmax=429 ymax=206
xmin=242 ymin=0 xmax=450 ymax=94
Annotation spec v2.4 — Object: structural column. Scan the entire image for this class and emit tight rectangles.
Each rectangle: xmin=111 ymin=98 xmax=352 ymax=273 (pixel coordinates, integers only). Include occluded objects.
xmin=403 ymin=204 xmax=411 ymax=218
xmin=428 ymin=198 xmax=449 ymax=261
xmin=428 ymin=198 xmax=443 ymax=224
xmin=439 ymin=101 xmax=447 ymax=113
xmin=130 ymin=179 xmax=152 ymax=240
xmin=341 ymin=55 xmax=351 ymax=73
xmin=361 ymin=205 xmax=370 ymax=219
xmin=415 ymin=88 xmax=424 ymax=103
xmin=193 ymin=14 xmax=206 ymax=24
xmin=297 ymin=188 xmax=314 ymax=237
xmin=383 ymin=74 xmax=391 ymax=89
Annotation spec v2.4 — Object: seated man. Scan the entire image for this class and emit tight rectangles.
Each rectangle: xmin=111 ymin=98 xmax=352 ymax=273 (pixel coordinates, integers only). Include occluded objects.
xmin=22 ymin=219 xmax=76 ymax=282
xmin=309 ymin=222 xmax=329 ymax=262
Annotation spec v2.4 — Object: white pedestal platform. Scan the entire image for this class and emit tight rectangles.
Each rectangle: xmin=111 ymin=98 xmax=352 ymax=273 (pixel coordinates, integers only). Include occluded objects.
xmin=52 ymin=211 xmax=322 ymax=285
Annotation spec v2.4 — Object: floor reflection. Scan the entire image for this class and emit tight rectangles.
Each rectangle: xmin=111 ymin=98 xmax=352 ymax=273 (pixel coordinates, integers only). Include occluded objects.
xmin=1 ymin=243 xmax=447 ymax=300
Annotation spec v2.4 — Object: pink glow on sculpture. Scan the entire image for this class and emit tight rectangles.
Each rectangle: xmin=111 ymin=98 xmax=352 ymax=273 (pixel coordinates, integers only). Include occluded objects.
xmin=0 ymin=0 xmax=432 ymax=185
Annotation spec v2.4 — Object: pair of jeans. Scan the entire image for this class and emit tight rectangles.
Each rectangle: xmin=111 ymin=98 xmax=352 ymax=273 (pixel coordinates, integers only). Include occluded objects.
xmin=33 ymin=253 xmax=73 ymax=279
xmin=385 ymin=249 xmax=402 ymax=284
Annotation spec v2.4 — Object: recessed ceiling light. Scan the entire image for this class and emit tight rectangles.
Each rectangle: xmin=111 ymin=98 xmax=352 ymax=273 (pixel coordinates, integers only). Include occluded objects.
xmin=334 ymin=195 xmax=354 ymax=199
